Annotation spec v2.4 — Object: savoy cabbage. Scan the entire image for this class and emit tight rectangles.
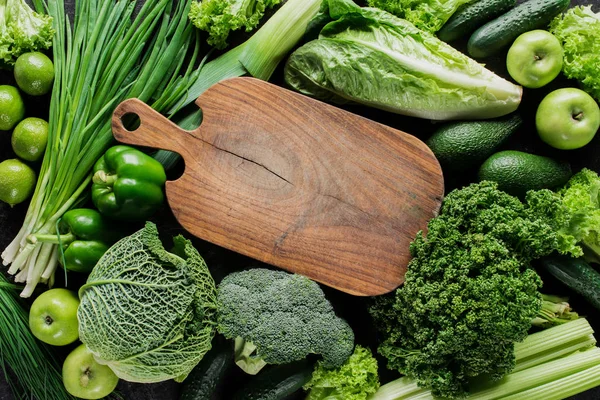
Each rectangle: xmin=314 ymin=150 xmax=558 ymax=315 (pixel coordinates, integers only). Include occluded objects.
xmin=77 ymin=223 xmax=217 ymax=383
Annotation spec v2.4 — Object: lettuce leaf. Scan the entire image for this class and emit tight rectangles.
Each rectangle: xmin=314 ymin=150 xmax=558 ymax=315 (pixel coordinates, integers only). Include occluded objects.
xmin=284 ymin=0 xmax=522 ymax=120
xmin=366 ymin=0 xmax=476 ymax=32
xmin=550 ymin=6 xmax=600 ymax=101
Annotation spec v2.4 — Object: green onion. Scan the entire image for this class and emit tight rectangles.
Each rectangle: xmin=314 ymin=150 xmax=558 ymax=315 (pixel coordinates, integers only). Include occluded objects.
xmin=2 ymin=0 xmax=203 ymax=297
xmin=0 ymin=273 xmax=73 ymax=399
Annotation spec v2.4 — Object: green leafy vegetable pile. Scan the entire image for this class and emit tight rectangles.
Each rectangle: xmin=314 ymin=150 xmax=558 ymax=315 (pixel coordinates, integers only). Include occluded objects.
xmin=554 ymin=169 xmax=600 ymax=264
xmin=217 ymin=268 xmax=354 ymax=375
xmin=189 ymin=0 xmax=281 ymax=49
xmin=304 ymin=345 xmax=380 ymax=400
xmin=284 ymin=0 xmax=521 ymax=120
xmin=78 ymin=223 xmax=218 ymax=384
xmin=366 ymin=0 xmax=475 ymax=32
xmin=550 ymin=6 xmax=600 ymax=101
xmin=370 ymin=181 xmax=578 ymax=398
xmin=0 ymin=0 xmax=54 ymax=66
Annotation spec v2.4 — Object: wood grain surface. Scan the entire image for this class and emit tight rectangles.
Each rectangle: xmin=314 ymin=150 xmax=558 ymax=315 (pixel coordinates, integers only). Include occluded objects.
xmin=112 ymin=77 xmax=444 ymax=296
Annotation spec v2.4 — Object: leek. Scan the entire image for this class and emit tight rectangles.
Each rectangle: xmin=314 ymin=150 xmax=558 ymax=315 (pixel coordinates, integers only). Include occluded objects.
xmin=2 ymin=0 xmax=202 ymax=297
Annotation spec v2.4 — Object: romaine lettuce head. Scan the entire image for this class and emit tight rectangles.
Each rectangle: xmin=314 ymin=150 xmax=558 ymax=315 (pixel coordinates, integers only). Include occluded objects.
xmin=284 ymin=0 xmax=521 ymax=120
xmin=78 ymin=223 xmax=218 ymax=383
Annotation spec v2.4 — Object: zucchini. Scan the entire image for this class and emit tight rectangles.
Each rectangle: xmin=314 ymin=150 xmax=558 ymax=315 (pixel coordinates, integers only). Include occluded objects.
xmin=233 ymin=361 xmax=313 ymax=400
xmin=180 ymin=339 xmax=234 ymax=400
xmin=540 ymin=256 xmax=600 ymax=310
xmin=426 ymin=113 xmax=522 ymax=173
xmin=467 ymin=0 xmax=570 ymax=58
xmin=438 ymin=0 xmax=516 ymax=43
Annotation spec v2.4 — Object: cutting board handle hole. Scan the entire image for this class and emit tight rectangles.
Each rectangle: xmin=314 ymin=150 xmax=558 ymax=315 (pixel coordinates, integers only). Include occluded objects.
xmin=120 ymin=113 xmax=141 ymax=132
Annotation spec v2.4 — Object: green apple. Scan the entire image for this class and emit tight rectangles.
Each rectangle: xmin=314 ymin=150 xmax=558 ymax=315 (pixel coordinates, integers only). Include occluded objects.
xmin=507 ymin=30 xmax=564 ymax=89
xmin=536 ymin=88 xmax=600 ymax=150
xmin=29 ymin=288 xmax=80 ymax=346
xmin=63 ymin=344 xmax=119 ymax=400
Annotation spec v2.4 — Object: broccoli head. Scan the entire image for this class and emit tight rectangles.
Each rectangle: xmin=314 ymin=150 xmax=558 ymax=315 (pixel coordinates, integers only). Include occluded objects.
xmin=217 ymin=268 xmax=354 ymax=375
xmin=370 ymin=182 xmax=571 ymax=399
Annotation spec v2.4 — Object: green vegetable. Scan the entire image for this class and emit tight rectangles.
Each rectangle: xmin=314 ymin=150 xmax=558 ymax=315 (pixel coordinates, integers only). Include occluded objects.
xmin=370 ymin=319 xmax=599 ymax=400
xmin=3 ymin=0 xmax=205 ymax=297
xmin=438 ymin=0 xmax=516 ymax=42
xmin=369 ymin=181 xmax=577 ymax=399
xmin=92 ymin=145 xmax=167 ymax=221
xmin=467 ymin=0 xmax=570 ymax=58
xmin=78 ymin=222 xmax=218 ymax=383
xmin=0 ymin=273 xmax=73 ymax=399
xmin=233 ymin=361 xmax=313 ymax=400
xmin=531 ymin=294 xmax=579 ymax=329
xmin=217 ymin=268 xmax=354 ymax=375
xmin=555 ymin=169 xmax=600 ymax=263
xmin=550 ymin=6 xmax=600 ymax=102
xmin=27 ymin=208 xmax=122 ymax=273
xmin=304 ymin=345 xmax=380 ymax=400
xmin=426 ymin=113 xmax=522 ymax=173
xmin=0 ymin=0 xmax=54 ymax=66
xmin=189 ymin=0 xmax=281 ymax=50
xmin=478 ymin=150 xmax=572 ymax=197
xmin=284 ymin=0 xmax=522 ymax=121
xmin=365 ymin=0 xmax=476 ymax=33
xmin=180 ymin=337 xmax=234 ymax=400
xmin=541 ymin=256 xmax=600 ymax=311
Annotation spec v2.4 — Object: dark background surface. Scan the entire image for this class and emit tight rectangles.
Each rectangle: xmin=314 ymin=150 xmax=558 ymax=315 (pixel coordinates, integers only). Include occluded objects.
xmin=1 ymin=0 xmax=600 ymax=399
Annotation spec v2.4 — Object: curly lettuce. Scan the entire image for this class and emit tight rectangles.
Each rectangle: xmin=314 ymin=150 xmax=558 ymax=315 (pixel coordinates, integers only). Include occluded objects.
xmin=366 ymin=0 xmax=477 ymax=32
xmin=0 ymin=0 xmax=54 ymax=66
xmin=78 ymin=223 xmax=218 ymax=383
xmin=304 ymin=345 xmax=380 ymax=400
xmin=189 ymin=0 xmax=281 ymax=49
xmin=550 ymin=6 xmax=600 ymax=101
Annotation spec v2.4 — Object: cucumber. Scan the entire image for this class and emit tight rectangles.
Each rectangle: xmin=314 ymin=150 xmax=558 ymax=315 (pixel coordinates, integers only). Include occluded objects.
xmin=540 ymin=256 xmax=600 ymax=310
xmin=180 ymin=339 xmax=234 ymax=400
xmin=438 ymin=0 xmax=516 ymax=43
xmin=478 ymin=150 xmax=572 ymax=197
xmin=233 ymin=361 xmax=313 ymax=400
xmin=467 ymin=0 xmax=570 ymax=58
xmin=426 ymin=114 xmax=522 ymax=173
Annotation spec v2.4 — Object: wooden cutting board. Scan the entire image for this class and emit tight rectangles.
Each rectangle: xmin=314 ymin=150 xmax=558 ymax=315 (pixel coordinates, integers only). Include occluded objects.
xmin=111 ymin=77 xmax=444 ymax=296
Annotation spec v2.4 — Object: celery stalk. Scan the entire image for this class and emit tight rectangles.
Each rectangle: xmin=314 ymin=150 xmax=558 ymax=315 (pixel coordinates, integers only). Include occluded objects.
xmin=369 ymin=377 xmax=424 ymax=400
xmin=500 ymin=364 xmax=600 ymax=400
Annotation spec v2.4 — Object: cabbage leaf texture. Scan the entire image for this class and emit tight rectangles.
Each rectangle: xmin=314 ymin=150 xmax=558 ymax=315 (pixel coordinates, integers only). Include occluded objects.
xmin=78 ymin=223 xmax=217 ymax=383
xmin=284 ymin=0 xmax=522 ymax=121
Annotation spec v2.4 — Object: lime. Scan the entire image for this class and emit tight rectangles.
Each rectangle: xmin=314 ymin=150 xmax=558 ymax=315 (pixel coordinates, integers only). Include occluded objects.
xmin=14 ymin=52 xmax=55 ymax=96
xmin=12 ymin=117 xmax=49 ymax=162
xmin=0 ymin=85 xmax=25 ymax=131
xmin=0 ymin=159 xmax=36 ymax=207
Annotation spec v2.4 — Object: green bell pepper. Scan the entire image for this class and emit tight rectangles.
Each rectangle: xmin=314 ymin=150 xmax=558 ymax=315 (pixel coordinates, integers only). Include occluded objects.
xmin=28 ymin=209 xmax=123 ymax=273
xmin=92 ymin=145 xmax=167 ymax=221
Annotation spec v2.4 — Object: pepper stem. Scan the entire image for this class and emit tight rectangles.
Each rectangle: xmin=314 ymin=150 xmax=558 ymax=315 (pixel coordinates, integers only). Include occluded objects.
xmin=27 ymin=233 xmax=76 ymax=246
xmin=93 ymin=170 xmax=118 ymax=186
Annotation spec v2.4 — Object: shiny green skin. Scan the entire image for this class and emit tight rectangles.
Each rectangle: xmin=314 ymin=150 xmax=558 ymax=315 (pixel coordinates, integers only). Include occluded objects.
xmin=92 ymin=146 xmax=167 ymax=221
xmin=60 ymin=209 xmax=121 ymax=273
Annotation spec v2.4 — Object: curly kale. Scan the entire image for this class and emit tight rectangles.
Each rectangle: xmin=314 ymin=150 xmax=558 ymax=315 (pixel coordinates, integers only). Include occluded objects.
xmin=370 ymin=182 xmax=576 ymax=399
xmin=0 ymin=0 xmax=54 ymax=66
xmin=304 ymin=345 xmax=380 ymax=400
xmin=217 ymin=268 xmax=354 ymax=375
xmin=189 ymin=0 xmax=281 ymax=49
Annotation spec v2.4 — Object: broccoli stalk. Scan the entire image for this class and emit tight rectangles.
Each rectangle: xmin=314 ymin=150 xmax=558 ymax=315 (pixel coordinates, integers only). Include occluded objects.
xmin=217 ymin=269 xmax=354 ymax=375
xmin=1 ymin=0 xmax=53 ymax=66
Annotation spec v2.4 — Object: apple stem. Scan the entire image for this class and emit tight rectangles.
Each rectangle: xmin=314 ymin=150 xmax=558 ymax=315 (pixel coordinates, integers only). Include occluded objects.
xmin=45 ymin=315 xmax=53 ymax=325
xmin=573 ymin=112 xmax=584 ymax=121
xmin=81 ymin=368 xmax=91 ymax=388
